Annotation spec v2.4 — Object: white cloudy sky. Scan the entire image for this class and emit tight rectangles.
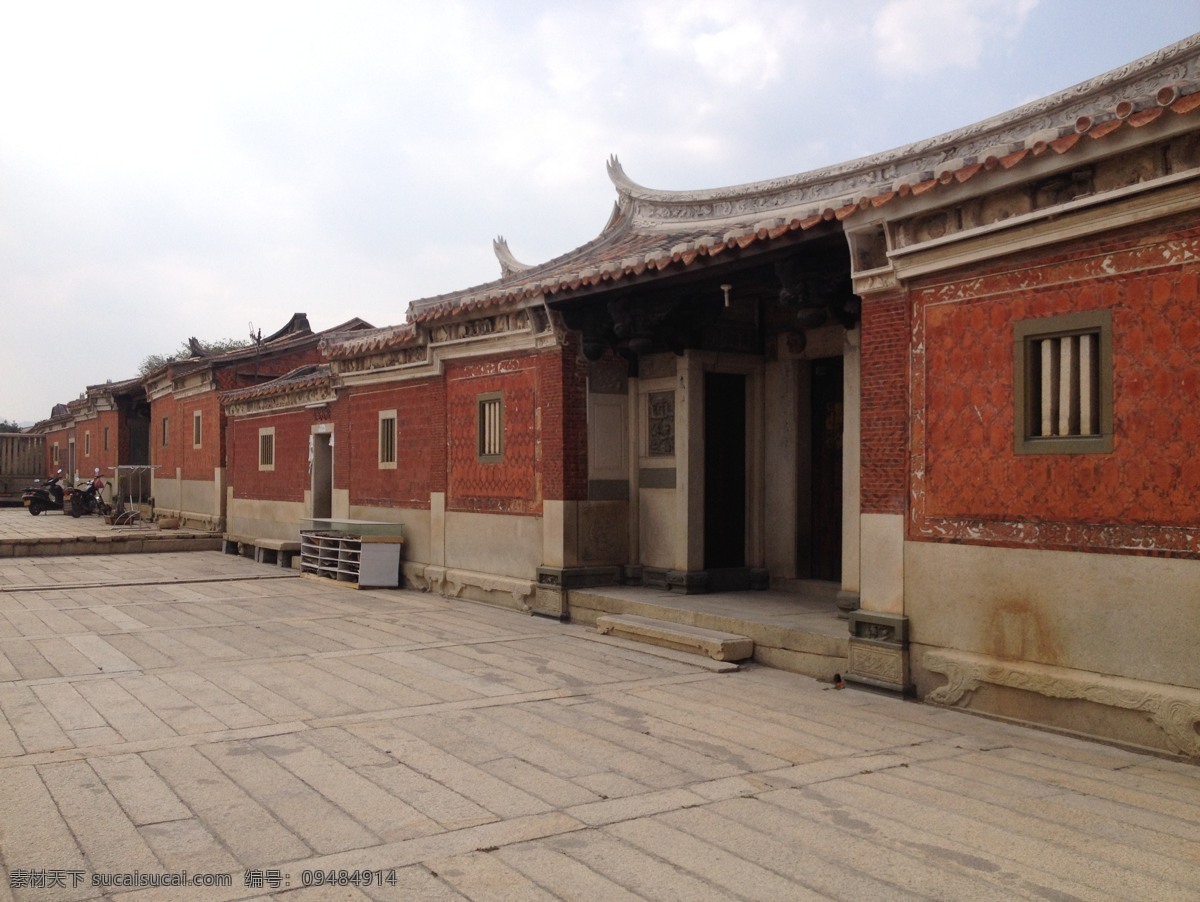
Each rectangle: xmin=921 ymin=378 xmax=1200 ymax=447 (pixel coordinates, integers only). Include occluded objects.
xmin=1 ymin=1 xmax=1197 ymax=424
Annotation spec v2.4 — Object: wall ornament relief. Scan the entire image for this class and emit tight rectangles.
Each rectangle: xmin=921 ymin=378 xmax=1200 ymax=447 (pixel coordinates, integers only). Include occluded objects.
xmin=924 ymin=648 xmax=1200 ymax=758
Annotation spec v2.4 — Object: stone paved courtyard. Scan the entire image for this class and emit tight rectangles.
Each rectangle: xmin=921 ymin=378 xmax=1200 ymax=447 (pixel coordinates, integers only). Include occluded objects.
xmin=0 ymin=532 xmax=1197 ymax=899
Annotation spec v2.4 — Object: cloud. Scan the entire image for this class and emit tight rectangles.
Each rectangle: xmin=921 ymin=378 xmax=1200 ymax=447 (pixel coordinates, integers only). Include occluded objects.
xmin=872 ymin=0 xmax=1039 ymax=76
xmin=1 ymin=0 xmax=1193 ymax=424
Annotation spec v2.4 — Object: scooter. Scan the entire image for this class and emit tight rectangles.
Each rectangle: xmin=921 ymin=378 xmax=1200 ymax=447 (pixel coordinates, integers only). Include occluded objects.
xmin=21 ymin=471 xmax=65 ymax=516
xmin=67 ymin=473 xmax=111 ymax=518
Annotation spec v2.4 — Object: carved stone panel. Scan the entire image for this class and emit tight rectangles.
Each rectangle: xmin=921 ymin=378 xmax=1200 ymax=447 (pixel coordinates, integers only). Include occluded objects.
xmin=647 ymin=391 xmax=675 ymax=457
xmin=588 ymin=363 xmax=627 ymax=395
xmin=639 ymin=354 xmax=676 ymax=380
xmin=848 ymin=642 xmax=909 ymax=689
xmin=1093 ymin=147 xmax=1162 ymax=192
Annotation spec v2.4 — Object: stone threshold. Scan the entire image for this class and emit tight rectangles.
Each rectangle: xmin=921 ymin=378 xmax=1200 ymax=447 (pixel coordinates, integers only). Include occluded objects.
xmin=596 ymin=613 xmax=754 ymax=662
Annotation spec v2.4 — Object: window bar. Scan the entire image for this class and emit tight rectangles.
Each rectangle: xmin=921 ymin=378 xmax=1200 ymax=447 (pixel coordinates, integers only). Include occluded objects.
xmin=1040 ymin=338 xmax=1059 ymax=437
xmin=1079 ymin=332 xmax=1097 ymax=436
xmin=1059 ymin=334 xmax=1079 ymax=437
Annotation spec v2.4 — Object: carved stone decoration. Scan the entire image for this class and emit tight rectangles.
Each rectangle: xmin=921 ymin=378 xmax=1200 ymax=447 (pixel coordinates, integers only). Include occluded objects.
xmin=1093 ymin=147 xmax=1162 ymax=192
xmin=588 ymin=363 xmax=627 ymax=395
xmin=848 ymin=644 xmax=906 ymax=685
xmin=647 ymin=391 xmax=675 ymax=456
xmin=924 ymin=649 xmax=1200 ymax=758
xmin=493 ymin=236 xmax=534 ymax=277
xmin=1032 ymin=167 xmax=1094 ymax=208
xmin=428 ymin=311 xmax=532 ymax=344
xmin=913 ymin=211 xmax=952 ymax=243
xmin=847 ymin=611 xmax=911 ymax=694
xmin=851 ymin=226 xmax=889 ymax=273
xmin=1168 ymin=133 xmax=1200 ymax=172
xmin=776 ymin=258 xmax=860 ymax=336
xmin=224 ymin=385 xmax=337 ymax=417
xmin=638 ymin=354 xmax=675 ymax=380
xmin=978 ymin=188 xmax=1034 ymax=227
xmin=335 ymin=345 xmax=428 ymax=374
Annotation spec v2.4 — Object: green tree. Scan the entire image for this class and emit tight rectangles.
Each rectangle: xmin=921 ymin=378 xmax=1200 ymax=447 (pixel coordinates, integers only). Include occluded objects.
xmin=139 ymin=337 xmax=250 ymax=376
xmin=0 ymin=419 xmax=21 ymax=432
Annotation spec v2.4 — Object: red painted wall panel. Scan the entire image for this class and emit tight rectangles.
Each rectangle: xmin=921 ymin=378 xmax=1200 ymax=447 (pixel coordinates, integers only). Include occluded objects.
xmin=346 ymin=379 xmax=439 ymax=509
xmin=226 ymin=410 xmax=313 ymax=503
xmin=446 ymin=355 xmax=540 ymax=514
xmin=911 ymin=215 xmax=1200 ymax=556
xmin=861 ymin=289 xmax=909 ymax=514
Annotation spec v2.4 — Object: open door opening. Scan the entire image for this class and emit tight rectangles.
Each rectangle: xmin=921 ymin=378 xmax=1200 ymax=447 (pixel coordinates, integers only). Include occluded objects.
xmin=808 ymin=357 xmax=843 ymax=581
xmin=311 ymin=433 xmax=333 ymax=519
xmin=704 ymin=372 xmax=747 ymax=570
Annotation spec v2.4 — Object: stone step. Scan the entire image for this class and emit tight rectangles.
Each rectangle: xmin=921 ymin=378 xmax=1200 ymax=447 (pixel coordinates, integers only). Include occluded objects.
xmin=595 ymin=614 xmax=754 ymax=662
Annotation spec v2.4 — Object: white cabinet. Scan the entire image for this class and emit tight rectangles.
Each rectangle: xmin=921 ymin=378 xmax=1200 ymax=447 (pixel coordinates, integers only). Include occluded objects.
xmin=299 ymin=520 xmax=404 ymax=588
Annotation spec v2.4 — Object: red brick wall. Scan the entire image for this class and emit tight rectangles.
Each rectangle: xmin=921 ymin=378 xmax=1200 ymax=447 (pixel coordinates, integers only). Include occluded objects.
xmin=446 ymin=355 xmax=540 ymax=514
xmin=42 ymin=426 xmax=72 ymax=475
xmin=214 ymin=346 xmax=321 ymax=392
xmin=78 ymin=410 xmax=122 ymax=481
xmin=911 ymin=215 xmax=1200 ymax=556
xmin=346 ymin=380 xmax=439 ymax=509
xmin=151 ymin=345 xmax=321 ymax=481
xmin=224 ymin=346 xmax=574 ymax=516
xmin=537 ymin=339 xmax=588 ymax=502
xmin=226 ymin=410 xmax=313 ymax=503
xmin=860 ymin=289 xmax=909 ymax=514
xmin=170 ymin=393 xmax=225 ymax=480
xmin=150 ymin=396 xmax=181 ymax=476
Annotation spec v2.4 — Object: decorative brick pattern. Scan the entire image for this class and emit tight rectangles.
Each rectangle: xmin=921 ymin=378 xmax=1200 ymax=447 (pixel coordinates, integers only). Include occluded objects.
xmin=346 ymin=380 xmax=439 ymax=509
xmin=911 ymin=216 xmax=1200 ymax=557
xmin=538 ymin=339 xmax=589 ymax=502
xmin=447 ymin=356 xmax=540 ymax=514
xmin=861 ymin=290 xmax=908 ymax=514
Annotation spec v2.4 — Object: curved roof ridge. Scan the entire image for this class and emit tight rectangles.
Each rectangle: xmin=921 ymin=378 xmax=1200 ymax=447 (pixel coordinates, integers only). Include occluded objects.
xmin=607 ymin=32 xmax=1200 ymax=227
xmin=406 ymin=206 xmax=636 ymax=314
xmin=493 ymin=236 xmax=533 ymax=277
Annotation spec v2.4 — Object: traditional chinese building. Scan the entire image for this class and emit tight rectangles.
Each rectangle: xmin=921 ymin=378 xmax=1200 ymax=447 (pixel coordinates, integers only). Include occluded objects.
xmin=30 ymin=377 xmax=149 ymax=503
xmin=223 ymin=35 xmax=1200 ymax=758
xmin=143 ymin=313 xmax=370 ymax=529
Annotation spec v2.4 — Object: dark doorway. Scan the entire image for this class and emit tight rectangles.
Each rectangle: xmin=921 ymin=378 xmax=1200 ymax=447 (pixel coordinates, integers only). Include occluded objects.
xmin=809 ymin=357 xmax=843 ymax=581
xmin=704 ymin=372 xmax=746 ymax=569
xmin=311 ymin=433 xmax=333 ymax=519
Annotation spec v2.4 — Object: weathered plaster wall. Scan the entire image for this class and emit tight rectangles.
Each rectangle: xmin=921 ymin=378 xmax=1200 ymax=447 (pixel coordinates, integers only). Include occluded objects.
xmin=443 ymin=510 xmax=543 ymax=579
xmin=907 ymin=539 xmax=1200 ymax=756
xmin=908 ymin=541 xmax=1200 ymax=688
xmin=226 ymin=497 xmax=309 ymax=541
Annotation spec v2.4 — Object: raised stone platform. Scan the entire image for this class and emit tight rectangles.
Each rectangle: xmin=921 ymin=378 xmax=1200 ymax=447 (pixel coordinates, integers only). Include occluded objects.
xmin=569 ymin=585 xmax=847 ymax=681
xmin=0 ymin=531 xmax=222 ymax=558
xmin=596 ymin=613 xmax=754 ymax=662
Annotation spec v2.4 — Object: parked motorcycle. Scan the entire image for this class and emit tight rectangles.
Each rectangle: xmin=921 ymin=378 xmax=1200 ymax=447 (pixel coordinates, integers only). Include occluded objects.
xmin=21 ymin=471 xmax=65 ymax=516
xmin=67 ymin=472 xmax=111 ymax=518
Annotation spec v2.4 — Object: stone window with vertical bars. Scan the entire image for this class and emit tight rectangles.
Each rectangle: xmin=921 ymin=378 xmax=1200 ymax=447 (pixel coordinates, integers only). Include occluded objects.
xmin=378 ymin=410 xmax=397 ymax=469
xmin=477 ymin=393 xmax=503 ymax=461
xmin=258 ymin=427 xmax=275 ymax=470
xmin=1014 ymin=310 xmax=1112 ymax=454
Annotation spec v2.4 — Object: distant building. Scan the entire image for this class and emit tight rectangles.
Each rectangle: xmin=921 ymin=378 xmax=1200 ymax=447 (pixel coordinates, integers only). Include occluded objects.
xmin=142 ymin=313 xmax=370 ymax=529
